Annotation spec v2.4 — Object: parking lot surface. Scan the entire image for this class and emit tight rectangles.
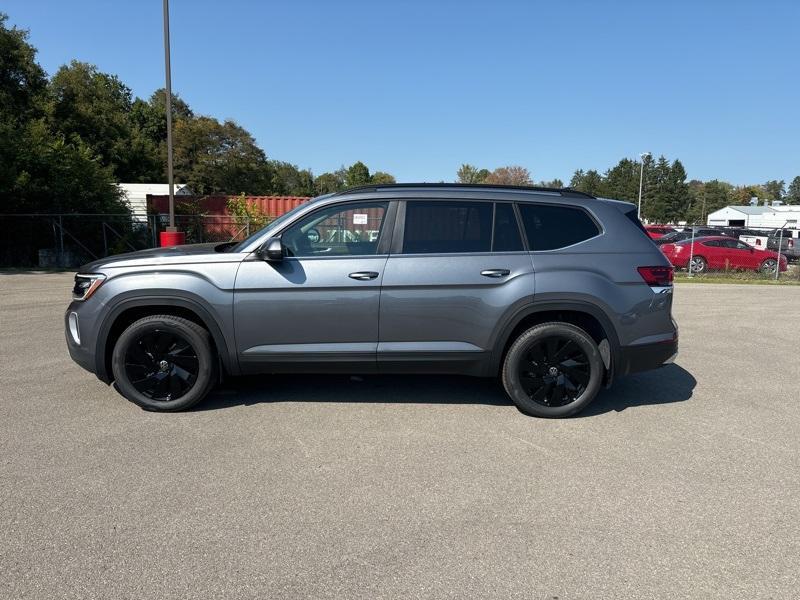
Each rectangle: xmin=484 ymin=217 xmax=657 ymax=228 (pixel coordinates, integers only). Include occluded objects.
xmin=1 ymin=272 xmax=799 ymax=599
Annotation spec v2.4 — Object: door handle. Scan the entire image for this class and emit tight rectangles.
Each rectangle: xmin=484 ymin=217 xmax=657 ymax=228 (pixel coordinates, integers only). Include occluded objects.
xmin=348 ymin=271 xmax=379 ymax=280
xmin=480 ymin=269 xmax=510 ymax=278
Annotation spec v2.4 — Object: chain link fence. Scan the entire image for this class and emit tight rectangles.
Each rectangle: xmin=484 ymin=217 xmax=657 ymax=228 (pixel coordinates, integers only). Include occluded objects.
xmin=657 ymin=222 xmax=800 ymax=283
xmin=0 ymin=213 xmax=268 ymax=268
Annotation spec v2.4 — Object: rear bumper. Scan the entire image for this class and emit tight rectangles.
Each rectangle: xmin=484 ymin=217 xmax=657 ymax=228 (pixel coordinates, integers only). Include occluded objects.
xmin=618 ymin=338 xmax=678 ymax=376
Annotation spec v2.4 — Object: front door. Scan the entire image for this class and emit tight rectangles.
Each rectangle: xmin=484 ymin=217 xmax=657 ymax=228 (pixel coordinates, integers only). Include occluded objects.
xmin=378 ymin=200 xmax=535 ymax=373
xmin=234 ymin=200 xmax=392 ymax=373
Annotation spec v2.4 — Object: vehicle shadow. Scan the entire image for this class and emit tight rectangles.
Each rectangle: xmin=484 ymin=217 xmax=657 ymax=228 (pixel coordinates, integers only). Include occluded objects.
xmin=198 ymin=364 xmax=695 ymax=416
xmin=580 ymin=364 xmax=696 ymax=417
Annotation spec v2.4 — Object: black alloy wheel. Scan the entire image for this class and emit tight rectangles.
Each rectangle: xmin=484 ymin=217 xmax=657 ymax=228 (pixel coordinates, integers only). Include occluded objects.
xmin=111 ymin=315 xmax=216 ymax=411
xmin=502 ymin=322 xmax=603 ymax=418
xmin=518 ymin=335 xmax=591 ymax=407
xmin=124 ymin=329 xmax=199 ymax=401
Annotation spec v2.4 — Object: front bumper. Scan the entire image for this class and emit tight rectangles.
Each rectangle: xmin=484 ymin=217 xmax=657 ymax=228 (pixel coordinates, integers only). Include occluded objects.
xmin=64 ymin=307 xmax=99 ymax=376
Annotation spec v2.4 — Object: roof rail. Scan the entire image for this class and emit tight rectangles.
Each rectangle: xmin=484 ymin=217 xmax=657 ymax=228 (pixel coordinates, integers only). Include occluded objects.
xmin=332 ymin=183 xmax=596 ymax=199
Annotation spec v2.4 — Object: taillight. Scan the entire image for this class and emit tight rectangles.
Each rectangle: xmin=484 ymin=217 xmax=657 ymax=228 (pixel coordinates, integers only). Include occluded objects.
xmin=638 ymin=266 xmax=674 ymax=287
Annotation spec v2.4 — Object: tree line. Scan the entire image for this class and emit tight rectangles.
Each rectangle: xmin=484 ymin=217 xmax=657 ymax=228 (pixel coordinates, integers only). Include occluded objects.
xmin=458 ymin=160 xmax=800 ymax=224
xmin=0 ymin=14 xmax=394 ymax=216
xmin=3 ymin=13 xmax=798 ymax=223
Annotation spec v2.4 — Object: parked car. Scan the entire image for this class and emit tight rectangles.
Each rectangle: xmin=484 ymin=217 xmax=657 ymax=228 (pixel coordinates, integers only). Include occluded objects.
xmin=644 ymin=225 xmax=677 ymax=240
xmin=767 ymin=229 xmax=800 ymax=261
xmin=655 ymin=227 xmax=729 ymax=245
xmin=65 ymin=183 xmax=678 ymax=418
xmin=659 ymin=236 xmax=788 ymax=274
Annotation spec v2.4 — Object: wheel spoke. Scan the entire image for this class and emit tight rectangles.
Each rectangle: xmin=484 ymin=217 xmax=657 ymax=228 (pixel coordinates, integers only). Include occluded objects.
xmin=517 ymin=334 xmax=592 ymax=408
xmin=548 ymin=382 xmax=563 ymax=405
xmin=123 ymin=328 xmax=200 ymax=402
xmin=128 ymin=342 xmax=153 ymax=367
xmin=562 ymin=364 xmax=590 ymax=386
xmin=552 ymin=339 xmax=576 ymax=362
xmin=170 ymin=354 xmax=198 ymax=371
xmin=155 ymin=331 xmax=173 ymax=355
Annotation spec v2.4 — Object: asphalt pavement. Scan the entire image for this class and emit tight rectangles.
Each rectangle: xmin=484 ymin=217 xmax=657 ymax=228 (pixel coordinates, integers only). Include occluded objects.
xmin=1 ymin=272 xmax=798 ymax=599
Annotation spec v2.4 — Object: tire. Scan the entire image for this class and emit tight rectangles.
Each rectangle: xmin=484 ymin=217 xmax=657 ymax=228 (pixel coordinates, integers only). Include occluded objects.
xmin=111 ymin=315 xmax=217 ymax=411
xmin=760 ymin=259 xmax=777 ymax=274
xmin=502 ymin=322 xmax=604 ymax=418
xmin=689 ymin=256 xmax=706 ymax=274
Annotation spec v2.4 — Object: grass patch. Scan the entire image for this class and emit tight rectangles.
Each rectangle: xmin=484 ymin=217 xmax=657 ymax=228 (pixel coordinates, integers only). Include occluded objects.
xmin=675 ymin=268 xmax=800 ymax=285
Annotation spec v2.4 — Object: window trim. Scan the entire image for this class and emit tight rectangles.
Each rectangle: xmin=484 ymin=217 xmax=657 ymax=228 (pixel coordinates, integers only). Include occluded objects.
xmin=269 ymin=199 xmax=397 ymax=259
xmin=516 ymin=202 xmax=604 ymax=252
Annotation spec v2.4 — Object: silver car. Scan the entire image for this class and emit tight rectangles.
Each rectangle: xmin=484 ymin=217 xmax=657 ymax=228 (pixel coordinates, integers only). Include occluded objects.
xmin=65 ymin=184 xmax=678 ymax=417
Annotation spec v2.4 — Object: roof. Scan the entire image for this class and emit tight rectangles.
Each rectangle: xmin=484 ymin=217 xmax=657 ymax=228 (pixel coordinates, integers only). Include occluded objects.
xmin=725 ymin=205 xmax=776 ymax=215
xmin=334 ymin=183 xmax=595 ymax=199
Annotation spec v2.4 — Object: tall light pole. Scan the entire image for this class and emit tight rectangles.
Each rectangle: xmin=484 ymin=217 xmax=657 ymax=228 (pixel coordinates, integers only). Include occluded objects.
xmin=637 ymin=152 xmax=651 ymax=221
xmin=163 ymin=0 xmax=176 ymax=232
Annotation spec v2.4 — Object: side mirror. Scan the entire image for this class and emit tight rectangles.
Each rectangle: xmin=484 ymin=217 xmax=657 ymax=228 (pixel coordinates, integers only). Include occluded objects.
xmin=258 ymin=237 xmax=284 ymax=261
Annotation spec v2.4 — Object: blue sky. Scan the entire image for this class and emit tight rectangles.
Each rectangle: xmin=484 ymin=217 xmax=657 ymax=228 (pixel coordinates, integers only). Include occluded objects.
xmin=5 ymin=0 xmax=799 ymax=185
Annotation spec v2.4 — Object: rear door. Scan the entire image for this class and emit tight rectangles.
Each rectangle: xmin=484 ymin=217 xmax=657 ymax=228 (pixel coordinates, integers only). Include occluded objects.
xmin=377 ymin=200 xmax=534 ymax=373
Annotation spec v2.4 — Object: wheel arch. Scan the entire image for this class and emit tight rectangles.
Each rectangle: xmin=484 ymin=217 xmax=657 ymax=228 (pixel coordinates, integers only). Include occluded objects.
xmin=489 ymin=301 xmax=620 ymax=382
xmin=95 ymin=294 xmax=237 ymax=384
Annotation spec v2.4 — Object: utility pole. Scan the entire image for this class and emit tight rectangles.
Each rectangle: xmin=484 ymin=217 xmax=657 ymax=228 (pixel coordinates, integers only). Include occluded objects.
xmin=163 ymin=0 xmax=175 ymax=230
xmin=637 ymin=152 xmax=651 ymax=221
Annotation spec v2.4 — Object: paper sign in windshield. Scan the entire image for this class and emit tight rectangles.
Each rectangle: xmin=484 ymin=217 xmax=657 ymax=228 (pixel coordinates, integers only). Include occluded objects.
xmin=353 ymin=214 xmax=368 ymax=225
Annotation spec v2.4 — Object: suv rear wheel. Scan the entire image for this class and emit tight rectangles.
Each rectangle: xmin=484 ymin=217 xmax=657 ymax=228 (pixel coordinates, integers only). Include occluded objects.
xmin=111 ymin=315 xmax=217 ymax=411
xmin=502 ymin=322 xmax=603 ymax=418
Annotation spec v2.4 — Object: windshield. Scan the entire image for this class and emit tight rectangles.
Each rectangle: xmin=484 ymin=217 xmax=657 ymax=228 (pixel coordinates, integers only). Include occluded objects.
xmin=228 ymin=195 xmax=332 ymax=252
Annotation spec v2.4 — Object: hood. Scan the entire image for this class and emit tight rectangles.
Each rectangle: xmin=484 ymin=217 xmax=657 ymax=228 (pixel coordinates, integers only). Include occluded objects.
xmin=78 ymin=242 xmax=234 ymax=271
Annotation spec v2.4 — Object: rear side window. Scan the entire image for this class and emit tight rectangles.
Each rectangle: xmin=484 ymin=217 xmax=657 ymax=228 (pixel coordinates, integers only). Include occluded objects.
xmin=518 ymin=204 xmax=600 ymax=251
xmin=403 ymin=201 xmax=492 ymax=254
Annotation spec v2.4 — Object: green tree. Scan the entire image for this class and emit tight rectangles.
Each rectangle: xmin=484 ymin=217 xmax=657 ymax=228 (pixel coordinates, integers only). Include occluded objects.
xmin=569 ymin=169 xmax=605 ymax=196
xmin=0 ymin=14 xmax=123 ymax=215
xmin=686 ymin=179 xmax=733 ymax=224
xmin=603 ymin=158 xmax=641 ymax=203
xmin=762 ymin=179 xmax=785 ymax=201
xmin=538 ymin=178 xmax=564 ymax=188
xmin=344 ymin=161 xmax=371 ymax=188
xmin=268 ymin=161 xmax=315 ymax=196
xmin=314 ymin=171 xmax=345 ymax=194
xmin=457 ymin=163 xmax=489 ymax=184
xmin=49 ymin=61 xmax=155 ymax=181
xmin=370 ymin=171 xmax=396 ymax=185
xmin=172 ymin=116 xmax=271 ymax=194
xmin=786 ymin=176 xmax=800 ymax=205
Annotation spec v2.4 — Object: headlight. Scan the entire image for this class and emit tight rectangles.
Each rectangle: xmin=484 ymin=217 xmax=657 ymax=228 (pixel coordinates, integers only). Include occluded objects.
xmin=72 ymin=274 xmax=106 ymax=301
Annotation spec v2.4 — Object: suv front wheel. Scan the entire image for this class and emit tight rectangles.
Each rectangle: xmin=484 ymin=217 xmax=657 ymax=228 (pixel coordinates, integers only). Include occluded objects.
xmin=502 ymin=322 xmax=603 ymax=418
xmin=111 ymin=315 xmax=217 ymax=411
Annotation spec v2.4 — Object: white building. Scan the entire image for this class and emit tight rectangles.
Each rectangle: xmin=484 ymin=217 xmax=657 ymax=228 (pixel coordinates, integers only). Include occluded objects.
xmin=706 ymin=205 xmax=800 ymax=229
xmin=118 ymin=183 xmax=192 ymax=218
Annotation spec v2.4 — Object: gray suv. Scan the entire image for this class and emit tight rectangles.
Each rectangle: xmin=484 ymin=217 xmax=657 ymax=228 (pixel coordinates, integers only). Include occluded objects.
xmin=65 ymin=184 xmax=678 ymax=417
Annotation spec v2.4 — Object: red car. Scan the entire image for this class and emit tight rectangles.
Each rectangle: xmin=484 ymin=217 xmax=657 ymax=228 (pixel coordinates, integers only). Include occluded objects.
xmin=645 ymin=225 xmax=677 ymax=240
xmin=660 ymin=236 xmax=788 ymax=274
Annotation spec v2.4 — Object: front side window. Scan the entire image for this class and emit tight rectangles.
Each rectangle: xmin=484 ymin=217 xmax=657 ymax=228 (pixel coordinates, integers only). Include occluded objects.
xmin=518 ymin=204 xmax=600 ymax=251
xmin=281 ymin=201 xmax=388 ymax=257
xmin=402 ymin=201 xmax=492 ymax=254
